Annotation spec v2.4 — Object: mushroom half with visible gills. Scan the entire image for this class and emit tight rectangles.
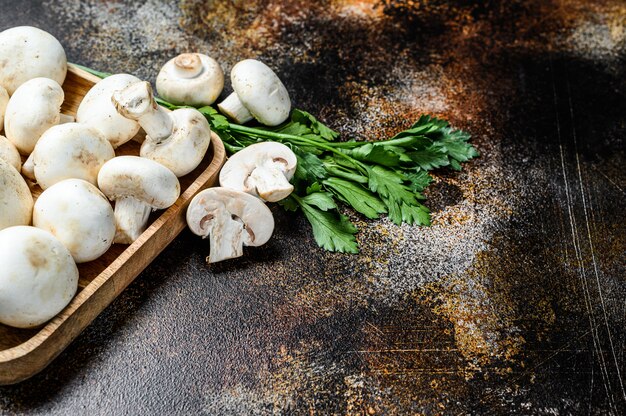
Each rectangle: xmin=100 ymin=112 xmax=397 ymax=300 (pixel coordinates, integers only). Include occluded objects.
xmin=219 ymin=142 xmax=297 ymax=202
xmin=0 ymin=135 xmax=21 ymax=171
xmin=186 ymin=187 xmax=274 ymax=263
xmin=0 ymin=158 xmax=33 ymax=231
xmin=112 ymin=81 xmax=211 ymax=177
xmin=33 ymin=179 xmax=116 ymax=263
xmin=97 ymin=156 xmax=180 ymax=244
xmin=0 ymin=85 xmax=8 ymax=129
xmin=0 ymin=226 xmax=78 ymax=329
xmin=156 ymin=53 xmax=224 ymax=106
xmin=76 ymin=73 xmax=142 ymax=148
xmin=4 ymin=77 xmax=66 ymax=155
xmin=22 ymin=123 xmax=115 ymax=190
xmin=0 ymin=26 xmax=67 ymax=95
xmin=217 ymin=59 xmax=291 ymax=126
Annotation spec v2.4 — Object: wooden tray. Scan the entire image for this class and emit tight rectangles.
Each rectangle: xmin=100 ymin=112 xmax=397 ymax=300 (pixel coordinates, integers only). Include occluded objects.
xmin=0 ymin=64 xmax=226 ymax=385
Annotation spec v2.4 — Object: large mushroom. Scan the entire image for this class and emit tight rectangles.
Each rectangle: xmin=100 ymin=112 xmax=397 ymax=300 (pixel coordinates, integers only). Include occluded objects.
xmin=0 ymin=26 xmax=67 ymax=95
xmin=98 ymin=156 xmax=180 ymax=244
xmin=112 ymin=81 xmax=211 ymax=177
xmin=219 ymin=142 xmax=297 ymax=202
xmin=76 ymin=73 xmax=142 ymax=148
xmin=186 ymin=187 xmax=274 ymax=263
xmin=33 ymin=179 xmax=116 ymax=263
xmin=0 ymin=226 xmax=78 ymax=328
xmin=0 ymin=158 xmax=33 ymax=231
xmin=156 ymin=53 xmax=224 ymax=106
xmin=217 ymin=59 xmax=291 ymax=126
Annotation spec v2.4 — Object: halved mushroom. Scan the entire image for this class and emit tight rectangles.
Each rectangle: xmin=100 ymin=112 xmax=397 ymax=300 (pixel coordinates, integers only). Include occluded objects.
xmin=33 ymin=179 xmax=116 ymax=263
xmin=0 ymin=26 xmax=67 ymax=95
xmin=0 ymin=226 xmax=78 ymax=328
xmin=76 ymin=73 xmax=142 ymax=148
xmin=0 ymin=158 xmax=33 ymax=231
xmin=22 ymin=123 xmax=115 ymax=190
xmin=0 ymin=85 xmax=8 ymax=128
xmin=217 ymin=59 xmax=291 ymax=126
xmin=4 ymin=77 xmax=65 ymax=155
xmin=156 ymin=53 xmax=224 ymax=106
xmin=186 ymin=187 xmax=274 ymax=263
xmin=219 ymin=142 xmax=297 ymax=202
xmin=112 ymin=81 xmax=211 ymax=177
xmin=98 ymin=156 xmax=180 ymax=244
xmin=0 ymin=135 xmax=21 ymax=171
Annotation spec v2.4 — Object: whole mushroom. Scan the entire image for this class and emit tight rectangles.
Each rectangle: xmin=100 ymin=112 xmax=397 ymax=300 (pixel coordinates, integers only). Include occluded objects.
xmin=76 ymin=73 xmax=142 ymax=148
xmin=0 ymin=26 xmax=67 ymax=95
xmin=219 ymin=142 xmax=297 ymax=202
xmin=0 ymin=135 xmax=21 ymax=171
xmin=0 ymin=158 xmax=33 ymax=231
xmin=186 ymin=187 xmax=274 ymax=263
xmin=112 ymin=81 xmax=211 ymax=177
xmin=33 ymin=179 xmax=116 ymax=263
xmin=0 ymin=226 xmax=78 ymax=328
xmin=98 ymin=156 xmax=180 ymax=244
xmin=217 ymin=59 xmax=291 ymax=126
xmin=156 ymin=53 xmax=224 ymax=106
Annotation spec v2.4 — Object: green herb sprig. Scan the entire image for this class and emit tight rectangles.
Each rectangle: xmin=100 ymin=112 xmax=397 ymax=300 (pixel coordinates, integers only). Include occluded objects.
xmin=75 ymin=64 xmax=479 ymax=253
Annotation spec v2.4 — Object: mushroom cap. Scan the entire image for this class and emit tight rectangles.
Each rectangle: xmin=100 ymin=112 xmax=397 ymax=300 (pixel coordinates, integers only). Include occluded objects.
xmin=33 ymin=179 xmax=116 ymax=263
xmin=219 ymin=141 xmax=297 ymax=202
xmin=0 ymin=135 xmax=21 ymax=171
xmin=76 ymin=74 xmax=142 ymax=148
xmin=139 ymin=108 xmax=212 ymax=177
xmin=0 ymin=158 xmax=33 ymax=231
xmin=0 ymin=225 xmax=78 ymax=328
xmin=0 ymin=26 xmax=67 ymax=95
xmin=30 ymin=122 xmax=115 ymax=190
xmin=156 ymin=53 xmax=224 ymax=106
xmin=0 ymin=85 xmax=8 ymax=128
xmin=97 ymin=156 xmax=180 ymax=209
xmin=4 ymin=77 xmax=64 ymax=155
xmin=186 ymin=187 xmax=274 ymax=247
xmin=230 ymin=59 xmax=291 ymax=126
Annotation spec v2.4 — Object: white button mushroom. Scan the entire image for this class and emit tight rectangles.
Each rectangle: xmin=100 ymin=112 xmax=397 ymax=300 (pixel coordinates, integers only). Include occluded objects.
xmin=0 ymin=158 xmax=33 ymax=231
xmin=0 ymin=226 xmax=78 ymax=328
xmin=0 ymin=135 xmax=21 ymax=171
xmin=186 ymin=187 xmax=275 ymax=263
xmin=217 ymin=59 xmax=291 ymax=126
xmin=156 ymin=53 xmax=224 ymax=106
xmin=219 ymin=142 xmax=297 ymax=202
xmin=4 ymin=77 xmax=65 ymax=155
xmin=0 ymin=26 xmax=67 ymax=95
xmin=22 ymin=123 xmax=115 ymax=190
xmin=33 ymin=179 xmax=116 ymax=263
xmin=97 ymin=156 xmax=181 ymax=244
xmin=111 ymin=81 xmax=212 ymax=177
xmin=76 ymin=73 xmax=142 ymax=148
xmin=0 ymin=85 xmax=8 ymax=128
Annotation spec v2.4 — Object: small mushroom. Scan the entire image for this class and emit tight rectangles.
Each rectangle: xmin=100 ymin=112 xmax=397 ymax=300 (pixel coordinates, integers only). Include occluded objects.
xmin=112 ymin=81 xmax=211 ymax=177
xmin=33 ymin=179 xmax=116 ymax=263
xmin=0 ymin=26 xmax=67 ymax=95
xmin=22 ymin=123 xmax=114 ymax=190
xmin=0 ymin=158 xmax=33 ymax=231
xmin=186 ymin=187 xmax=274 ymax=263
xmin=0 ymin=226 xmax=78 ymax=328
xmin=0 ymin=135 xmax=21 ymax=171
xmin=98 ymin=156 xmax=180 ymax=244
xmin=0 ymin=85 xmax=8 ymax=128
xmin=217 ymin=59 xmax=291 ymax=126
xmin=156 ymin=53 xmax=224 ymax=106
xmin=4 ymin=77 xmax=65 ymax=155
xmin=219 ymin=142 xmax=297 ymax=202
xmin=76 ymin=73 xmax=142 ymax=148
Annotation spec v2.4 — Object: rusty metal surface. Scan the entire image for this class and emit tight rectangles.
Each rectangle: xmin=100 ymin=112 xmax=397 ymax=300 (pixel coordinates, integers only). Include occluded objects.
xmin=1 ymin=0 xmax=625 ymax=414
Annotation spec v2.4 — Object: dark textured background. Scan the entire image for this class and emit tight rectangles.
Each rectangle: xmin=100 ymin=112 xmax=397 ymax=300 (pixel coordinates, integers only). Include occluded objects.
xmin=1 ymin=0 xmax=625 ymax=414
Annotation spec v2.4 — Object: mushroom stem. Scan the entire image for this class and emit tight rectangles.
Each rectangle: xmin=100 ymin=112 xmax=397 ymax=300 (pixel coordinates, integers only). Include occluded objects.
xmin=205 ymin=213 xmax=245 ymax=263
xmin=249 ymin=165 xmax=295 ymax=202
xmin=113 ymin=196 xmax=152 ymax=244
xmin=173 ymin=53 xmax=203 ymax=79
xmin=112 ymin=81 xmax=173 ymax=142
xmin=217 ymin=92 xmax=253 ymax=124
xmin=21 ymin=153 xmax=35 ymax=180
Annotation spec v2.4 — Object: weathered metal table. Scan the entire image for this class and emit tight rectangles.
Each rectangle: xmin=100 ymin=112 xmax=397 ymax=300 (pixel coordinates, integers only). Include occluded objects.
xmin=1 ymin=1 xmax=624 ymax=414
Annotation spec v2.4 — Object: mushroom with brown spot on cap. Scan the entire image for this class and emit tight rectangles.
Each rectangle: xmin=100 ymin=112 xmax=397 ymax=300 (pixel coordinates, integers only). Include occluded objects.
xmin=112 ymin=81 xmax=211 ymax=177
xmin=186 ymin=187 xmax=274 ymax=263
xmin=0 ymin=158 xmax=33 ymax=231
xmin=97 ymin=156 xmax=180 ymax=244
xmin=156 ymin=53 xmax=224 ymax=106
xmin=217 ymin=59 xmax=291 ymax=126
